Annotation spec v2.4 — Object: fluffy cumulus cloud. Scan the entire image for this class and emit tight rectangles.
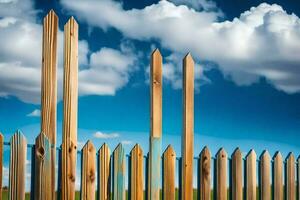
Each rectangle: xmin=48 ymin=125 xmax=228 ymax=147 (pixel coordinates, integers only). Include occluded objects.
xmin=62 ymin=0 xmax=300 ymax=94
xmin=0 ymin=0 xmax=137 ymax=104
xmin=93 ymin=131 xmax=120 ymax=139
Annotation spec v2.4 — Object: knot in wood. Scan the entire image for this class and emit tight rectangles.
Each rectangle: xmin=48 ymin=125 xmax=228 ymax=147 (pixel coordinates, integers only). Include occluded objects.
xmin=36 ymin=146 xmax=45 ymax=159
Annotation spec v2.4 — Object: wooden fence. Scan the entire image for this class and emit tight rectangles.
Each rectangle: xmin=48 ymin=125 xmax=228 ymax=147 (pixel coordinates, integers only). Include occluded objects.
xmin=1 ymin=10 xmax=300 ymax=200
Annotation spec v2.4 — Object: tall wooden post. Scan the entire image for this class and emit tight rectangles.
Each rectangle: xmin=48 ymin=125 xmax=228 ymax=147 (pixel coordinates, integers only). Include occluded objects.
xmin=61 ymin=17 xmax=78 ymax=200
xmin=40 ymin=10 xmax=58 ymax=200
xmin=148 ymin=49 xmax=162 ymax=200
xmin=181 ymin=53 xmax=194 ymax=200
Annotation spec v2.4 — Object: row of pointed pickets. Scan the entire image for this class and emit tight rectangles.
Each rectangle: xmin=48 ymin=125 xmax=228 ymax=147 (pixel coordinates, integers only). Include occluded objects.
xmin=3 ymin=130 xmax=300 ymax=200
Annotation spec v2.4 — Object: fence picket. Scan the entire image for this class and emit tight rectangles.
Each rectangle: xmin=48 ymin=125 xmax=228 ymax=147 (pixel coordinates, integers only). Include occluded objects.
xmin=273 ymin=152 xmax=283 ymax=200
xmin=199 ymin=146 xmax=211 ymax=200
xmin=259 ymin=151 xmax=270 ymax=200
xmin=61 ymin=16 xmax=78 ymax=200
xmin=0 ymin=133 xmax=3 ymax=200
xmin=9 ymin=131 xmax=27 ymax=200
xmin=231 ymin=148 xmax=242 ymax=200
xmin=81 ymin=141 xmax=96 ymax=200
xmin=148 ymin=49 xmax=162 ymax=200
xmin=286 ymin=153 xmax=295 ymax=200
xmin=163 ymin=145 xmax=176 ymax=200
xmin=246 ymin=150 xmax=256 ymax=200
xmin=113 ymin=144 xmax=125 ymax=200
xmin=298 ymin=157 xmax=300 ymax=200
xmin=216 ymin=148 xmax=227 ymax=200
xmin=98 ymin=143 xmax=111 ymax=200
xmin=34 ymin=133 xmax=52 ymax=200
xmin=130 ymin=144 xmax=144 ymax=200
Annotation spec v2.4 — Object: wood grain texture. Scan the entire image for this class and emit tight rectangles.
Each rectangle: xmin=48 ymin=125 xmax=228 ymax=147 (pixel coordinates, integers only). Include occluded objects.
xmin=34 ymin=133 xmax=52 ymax=200
xmin=148 ymin=49 xmax=162 ymax=200
xmin=246 ymin=150 xmax=256 ymax=200
xmin=130 ymin=144 xmax=144 ymax=200
xmin=231 ymin=148 xmax=242 ymax=200
xmin=297 ymin=157 xmax=300 ymax=200
xmin=163 ymin=145 xmax=176 ymax=200
xmin=259 ymin=151 xmax=270 ymax=200
xmin=61 ymin=17 xmax=78 ymax=200
xmin=9 ymin=131 xmax=27 ymax=200
xmin=286 ymin=153 xmax=295 ymax=200
xmin=113 ymin=144 xmax=125 ymax=200
xmin=0 ymin=133 xmax=3 ymax=200
xmin=273 ymin=152 xmax=283 ymax=200
xmin=182 ymin=53 xmax=194 ymax=200
xmin=199 ymin=146 xmax=211 ymax=200
xmin=98 ymin=143 xmax=111 ymax=200
xmin=80 ymin=141 xmax=96 ymax=200
xmin=216 ymin=148 xmax=227 ymax=200
xmin=40 ymin=10 xmax=58 ymax=200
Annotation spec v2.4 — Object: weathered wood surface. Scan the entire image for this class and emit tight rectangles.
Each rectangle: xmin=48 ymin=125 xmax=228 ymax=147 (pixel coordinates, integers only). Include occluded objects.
xmin=34 ymin=133 xmax=52 ymax=200
xmin=260 ymin=151 xmax=270 ymax=200
xmin=0 ymin=133 xmax=3 ymax=200
xmin=286 ymin=153 xmax=295 ymax=200
xmin=98 ymin=143 xmax=111 ymax=200
xmin=216 ymin=148 xmax=227 ymax=200
xmin=246 ymin=150 xmax=256 ymax=200
xmin=9 ymin=131 xmax=27 ymax=200
xmin=231 ymin=148 xmax=242 ymax=200
xmin=113 ymin=144 xmax=125 ymax=200
xmin=148 ymin=49 xmax=162 ymax=200
xmin=40 ymin=10 xmax=58 ymax=200
xmin=273 ymin=152 xmax=283 ymax=200
xmin=199 ymin=146 xmax=211 ymax=200
xmin=61 ymin=17 xmax=78 ymax=200
xmin=130 ymin=144 xmax=144 ymax=200
xmin=182 ymin=53 xmax=194 ymax=200
xmin=80 ymin=141 xmax=96 ymax=200
xmin=163 ymin=145 xmax=176 ymax=200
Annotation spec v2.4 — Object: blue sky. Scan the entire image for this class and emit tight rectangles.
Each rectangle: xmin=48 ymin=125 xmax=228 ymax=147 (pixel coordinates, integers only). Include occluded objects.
xmin=1 ymin=0 xmax=300 ymax=166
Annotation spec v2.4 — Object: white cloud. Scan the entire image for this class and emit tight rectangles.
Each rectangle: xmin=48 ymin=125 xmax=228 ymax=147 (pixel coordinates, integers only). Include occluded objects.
xmin=27 ymin=109 xmax=40 ymax=117
xmin=62 ymin=0 xmax=300 ymax=94
xmin=93 ymin=131 xmax=120 ymax=139
xmin=121 ymin=140 xmax=133 ymax=145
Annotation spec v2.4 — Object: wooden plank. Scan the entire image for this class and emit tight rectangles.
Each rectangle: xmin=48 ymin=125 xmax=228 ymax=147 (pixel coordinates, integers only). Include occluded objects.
xmin=0 ymin=133 xmax=3 ymax=200
xmin=34 ymin=133 xmax=52 ymax=200
xmin=231 ymin=148 xmax=242 ymax=200
xmin=246 ymin=150 xmax=256 ymax=200
xmin=40 ymin=10 xmax=58 ymax=200
xmin=286 ymin=153 xmax=295 ymax=200
xmin=199 ymin=146 xmax=211 ymax=200
xmin=273 ymin=152 xmax=283 ymax=200
xmin=9 ymin=131 xmax=27 ymax=200
xmin=113 ymin=144 xmax=125 ymax=200
xmin=163 ymin=145 xmax=176 ymax=200
xmin=98 ymin=143 xmax=111 ymax=200
xmin=61 ymin=17 xmax=78 ymax=200
xmin=297 ymin=157 xmax=300 ymax=200
xmin=130 ymin=144 xmax=144 ymax=200
xmin=182 ymin=53 xmax=194 ymax=200
xmin=148 ymin=49 xmax=162 ymax=200
xmin=80 ymin=141 xmax=96 ymax=200
xmin=216 ymin=148 xmax=227 ymax=200
xmin=259 ymin=151 xmax=270 ymax=200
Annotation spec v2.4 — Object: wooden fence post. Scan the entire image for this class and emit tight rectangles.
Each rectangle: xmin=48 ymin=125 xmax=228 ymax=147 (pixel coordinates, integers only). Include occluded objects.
xmin=113 ymin=144 xmax=125 ymax=200
xmin=9 ymin=131 xmax=27 ymax=200
xmin=273 ymin=152 xmax=283 ymax=200
xmin=163 ymin=145 xmax=176 ymax=200
xmin=34 ymin=133 xmax=52 ymax=200
xmin=0 ymin=133 xmax=3 ymax=200
xmin=199 ymin=146 xmax=211 ymax=200
xmin=259 ymin=151 xmax=270 ymax=200
xmin=297 ymin=157 xmax=300 ymax=200
xmin=98 ymin=143 xmax=111 ymax=200
xmin=215 ymin=148 xmax=227 ymax=200
xmin=182 ymin=53 xmax=194 ymax=200
xmin=130 ymin=144 xmax=144 ymax=200
xmin=61 ymin=17 xmax=78 ymax=200
xmin=286 ymin=153 xmax=295 ymax=200
xmin=246 ymin=150 xmax=256 ymax=200
xmin=231 ymin=148 xmax=242 ymax=200
xmin=81 ymin=141 xmax=96 ymax=200
xmin=40 ymin=10 xmax=58 ymax=200
xmin=148 ymin=49 xmax=162 ymax=200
